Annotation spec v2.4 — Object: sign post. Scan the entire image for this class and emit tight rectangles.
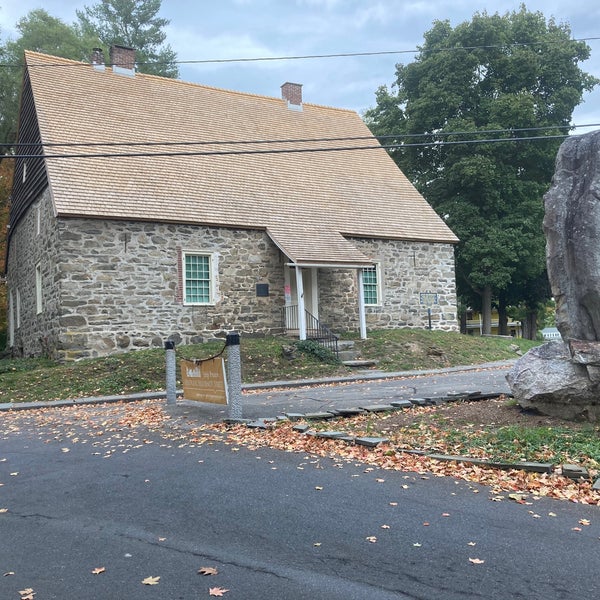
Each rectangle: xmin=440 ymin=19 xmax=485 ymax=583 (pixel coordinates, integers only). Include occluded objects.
xmin=419 ymin=292 xmax=439 ymax=330
xmin=226 ymin=332 xmax=242 ymax=419
xmin=165 ymin=340 xmax=177 ymax=405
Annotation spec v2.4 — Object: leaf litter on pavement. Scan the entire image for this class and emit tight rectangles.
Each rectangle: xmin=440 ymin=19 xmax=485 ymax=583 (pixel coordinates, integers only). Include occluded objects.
xmin=0 ymin=398 xmax=598 ymax=510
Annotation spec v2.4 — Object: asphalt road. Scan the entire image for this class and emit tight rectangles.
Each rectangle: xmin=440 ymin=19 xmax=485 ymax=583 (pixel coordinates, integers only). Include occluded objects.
xmin=1 ymin=373 xmax=599 ymax=600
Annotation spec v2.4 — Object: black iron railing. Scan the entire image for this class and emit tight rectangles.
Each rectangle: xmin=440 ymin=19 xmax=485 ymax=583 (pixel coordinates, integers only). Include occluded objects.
xmin=281 ymin=304 xmax=339 ymax=359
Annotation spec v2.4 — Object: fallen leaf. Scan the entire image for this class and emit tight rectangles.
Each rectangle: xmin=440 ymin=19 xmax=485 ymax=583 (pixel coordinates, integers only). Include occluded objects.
xmin=442 ymin=513 xmax=450 ymax=517
xmin=389 ymin=502 xmax=398 ymax=506
xmin=209 ymin=587 xmax=230 ymax=596
xmin=158 ymin=537 xmax=166 ymax=542
xmin=198 ymin=566 xmax=219 ymax=576
xmin=142 ymin=576 xmax=160 ymax=585
xmin=10 ymin=472 xmax=18 ymax=476
xmin=3 ymin=571 xmax=15 ymax=576
xmin=469 ymin=558 xmax=485 ymax=564
xmin=0 ymin=508 xmax=8 ymax=513
xmin=572 ymin=527 xmax=582 ymax=532
xmin=19 ymin=589 xmax=35 ymax=600
xmin=548 ymin=512 xmax=557 ymax=517
xmin=508 ymin=493 xmax=527 ymax=503
xmin=376 ymin=478 xmax=385 ymax=483
xmin=91 ymin=567 xmax=105 ymax=575
xmin=467 ymin=542 xmax=477 ymax=546
xmin=313 ymin=542 xmax=322 ymax=547
xmin=413 ymin=542 xmax=422 ymax=547
xmin=365 ymin=536 xmax=377 ymax=543
xmin=314 ymin=486 xmax=323 ymax=491
xmin=423 ymin=522 xmax=430 ymax=526
xmin=380 ymin=524 xmax=391 ymax=529
xmin=61 ymin=448 xmax=70 ymax=453
xmin=579 ymin=519 xmax=591 ymax=526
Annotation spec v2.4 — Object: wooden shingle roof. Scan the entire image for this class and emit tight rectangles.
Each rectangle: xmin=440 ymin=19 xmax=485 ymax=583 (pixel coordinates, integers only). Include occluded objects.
xmin=25 ymin=51 xmax=457 ymax=265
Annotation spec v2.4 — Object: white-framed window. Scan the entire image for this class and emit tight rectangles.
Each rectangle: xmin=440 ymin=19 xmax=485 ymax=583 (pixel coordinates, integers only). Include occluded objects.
xmin=8 ymin=290 xmax=14 ymax=348
xmin=182 ymin=252 xmax=216 ymax=304
xmin=16 ymin=288 xmax=21 ymax=329
xmin=35 ymin=263 xmax=43 ymax=314
xmin=362 ymin=264 xmax=382 ymax=306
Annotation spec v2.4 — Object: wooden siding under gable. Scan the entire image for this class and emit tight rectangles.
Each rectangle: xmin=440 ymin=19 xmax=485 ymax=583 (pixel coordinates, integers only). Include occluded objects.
xmin=9 ymin=68 xmax=48 ymax=234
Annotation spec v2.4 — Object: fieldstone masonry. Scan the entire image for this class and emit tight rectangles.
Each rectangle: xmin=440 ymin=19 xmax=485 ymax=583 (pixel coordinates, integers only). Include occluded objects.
xmin=7 ymin=189 xmax=457 ymax=361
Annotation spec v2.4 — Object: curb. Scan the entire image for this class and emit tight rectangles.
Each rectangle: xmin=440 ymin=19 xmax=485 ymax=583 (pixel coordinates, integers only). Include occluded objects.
xmin=224 ymin=390 xmax=600 ymax=489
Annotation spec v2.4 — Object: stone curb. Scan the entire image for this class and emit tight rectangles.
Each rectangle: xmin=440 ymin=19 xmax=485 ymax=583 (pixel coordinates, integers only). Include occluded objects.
xmin=225 ymin=389 xmax=600 ymax=488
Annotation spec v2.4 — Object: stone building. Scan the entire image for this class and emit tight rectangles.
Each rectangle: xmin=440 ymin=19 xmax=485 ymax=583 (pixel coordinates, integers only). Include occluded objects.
xmin=5 ymin=47 xmax=458 ymax=361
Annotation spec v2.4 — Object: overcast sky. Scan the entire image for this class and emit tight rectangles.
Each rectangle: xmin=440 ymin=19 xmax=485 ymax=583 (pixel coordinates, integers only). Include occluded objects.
xmin=1 ymin=0 xmax=599 ymax=131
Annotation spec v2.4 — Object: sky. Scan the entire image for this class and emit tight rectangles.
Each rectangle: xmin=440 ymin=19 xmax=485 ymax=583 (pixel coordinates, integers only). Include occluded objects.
xmin=1 ymin=0 xmax=599 ymax=132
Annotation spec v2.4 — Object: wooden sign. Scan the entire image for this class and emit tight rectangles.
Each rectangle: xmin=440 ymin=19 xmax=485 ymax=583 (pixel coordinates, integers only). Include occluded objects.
xmin=180 ymin=357 xmax=228 ymax=404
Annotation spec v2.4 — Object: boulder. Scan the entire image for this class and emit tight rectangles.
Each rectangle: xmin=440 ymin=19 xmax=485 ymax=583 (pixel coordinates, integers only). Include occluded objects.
xmin=544 ymin=130 xmax=600 ymax=342
xmin=507 ymin=342 xmax=600 ymax=421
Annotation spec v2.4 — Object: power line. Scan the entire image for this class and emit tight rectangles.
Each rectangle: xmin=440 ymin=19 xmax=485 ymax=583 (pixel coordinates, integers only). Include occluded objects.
xmin=1 ymin=123 xmax=597 ymax=152
xmin=1 ymin=36 xmax=598 ymax=69
xmin=5 ymin=133 xmax=572 ymax=160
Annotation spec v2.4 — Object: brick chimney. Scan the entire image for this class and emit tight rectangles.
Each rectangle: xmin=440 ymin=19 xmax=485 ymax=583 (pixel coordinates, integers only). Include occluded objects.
xmin=91 ymin=48 xmax=105 ymax=71
xmin=281 ymin=82 xmax=303 ymax=111
xmin=109 ymin=44 xmax=135 ymax=77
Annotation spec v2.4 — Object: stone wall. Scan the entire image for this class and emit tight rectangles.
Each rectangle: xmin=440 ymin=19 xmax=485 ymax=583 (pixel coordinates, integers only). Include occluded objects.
xmin=54 ymin=218 xmax=286 ymax=360
xmin=6 ymin=188 xmax=63 ymax=357
xmin=6 ymin=192 xmax=458 ymax=361
xmin=319 ymin=238 xmax=458 ymax=332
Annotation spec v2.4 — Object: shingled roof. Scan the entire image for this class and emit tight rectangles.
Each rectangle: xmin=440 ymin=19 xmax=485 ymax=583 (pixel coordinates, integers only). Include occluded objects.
xmin=24 ymin=50 xmax=457 ymax=266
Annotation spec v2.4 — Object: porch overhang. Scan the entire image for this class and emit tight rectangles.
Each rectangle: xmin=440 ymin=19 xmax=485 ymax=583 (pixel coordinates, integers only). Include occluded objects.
xmin=267 ymin=224 xmax=373 ymax=267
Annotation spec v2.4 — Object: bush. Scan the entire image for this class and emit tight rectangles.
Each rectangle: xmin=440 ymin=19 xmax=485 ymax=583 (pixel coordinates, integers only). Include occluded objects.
xmin=295 ymin=340 xmax=339 ymax=364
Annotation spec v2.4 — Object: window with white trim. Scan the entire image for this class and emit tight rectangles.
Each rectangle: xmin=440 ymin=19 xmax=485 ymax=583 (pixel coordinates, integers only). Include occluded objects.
xmin=36 ymin=263 xmax=43 ymax=314
xmin=362 ymin=264 xmax=381 ymax=306
xmin=8 ymin=291 xmax=14 ymax=347
xmin=16 ymin=288 xmax=21 ymax=329
xmin=183 ymin=252 xmax=214 ymax=304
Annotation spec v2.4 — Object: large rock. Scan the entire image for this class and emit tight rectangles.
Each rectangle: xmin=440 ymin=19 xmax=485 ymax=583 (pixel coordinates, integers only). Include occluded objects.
xmin=508 ymin=130 xmax=600 ymax=421
xmin=544 ymin=130 xmax=600 ymax=341
xmin=507 ymin=342 xmax=600 ymax=421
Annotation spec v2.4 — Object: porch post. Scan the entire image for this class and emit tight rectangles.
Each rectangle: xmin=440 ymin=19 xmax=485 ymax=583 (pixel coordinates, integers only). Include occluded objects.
xmin=295 ymin=265 xmax=307 ymax=340
xmin=357 ymin=268 xmax=367 ymax=339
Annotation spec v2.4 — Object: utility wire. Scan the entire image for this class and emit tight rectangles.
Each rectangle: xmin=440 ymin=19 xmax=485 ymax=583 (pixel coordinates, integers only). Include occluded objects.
xmin=7 ymin=133 xmax=571 ymax=159
xmin=1 ymin=123 xmax=598 ymax=151
xmin=1 ymin=36 xmax=598 ymax=69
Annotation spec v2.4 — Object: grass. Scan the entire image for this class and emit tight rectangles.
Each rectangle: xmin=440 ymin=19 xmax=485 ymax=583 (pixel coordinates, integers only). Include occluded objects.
xmin=0 ymin=329 xmax=539 ymax=404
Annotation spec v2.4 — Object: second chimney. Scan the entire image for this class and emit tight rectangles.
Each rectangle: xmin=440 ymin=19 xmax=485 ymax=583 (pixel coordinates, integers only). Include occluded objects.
xmin=109 ymin=44 xmax=135 ymax=77
xmin=91 ymin=48 xmax=105 ymax=71
xmin=281 ymin=82 xmax=303 ymax=111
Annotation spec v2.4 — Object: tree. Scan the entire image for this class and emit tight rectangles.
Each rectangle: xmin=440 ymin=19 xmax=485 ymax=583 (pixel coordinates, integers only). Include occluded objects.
xmin=76 ymin=0 xmax=178 ymax=78
xmin=365 ymin=6 xmax=598 ymax=337
xmin=0 ymin=9 xmax=94 ymax=152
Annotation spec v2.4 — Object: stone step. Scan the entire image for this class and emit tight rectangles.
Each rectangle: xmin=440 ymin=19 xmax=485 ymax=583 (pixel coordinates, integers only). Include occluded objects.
xmin=338 ymin=349 xmax=360 ymax=361
xmin=342 ymin=359 xmax=378 ymax=368
xmin=337 ymin=340 xmax=356 ymax=351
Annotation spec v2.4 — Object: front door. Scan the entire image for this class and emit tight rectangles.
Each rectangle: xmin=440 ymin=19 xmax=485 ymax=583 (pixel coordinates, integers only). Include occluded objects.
xmin=286 ymin=266 xmax=318 ymax=320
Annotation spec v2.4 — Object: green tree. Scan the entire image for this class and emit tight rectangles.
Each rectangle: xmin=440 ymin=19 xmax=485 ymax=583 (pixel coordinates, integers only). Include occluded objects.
xmin=365 ymin=6 xmax=597 ymax=337
xmin=0 ymin=9 xmax=94 ymax=151
xmin=76 ymin=0 xmax=178 ymax=77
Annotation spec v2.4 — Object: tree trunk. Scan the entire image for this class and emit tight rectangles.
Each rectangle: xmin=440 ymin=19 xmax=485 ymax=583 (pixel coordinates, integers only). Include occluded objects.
xmin=481 ymin=286 xmax=492 ymax=335
xmin=498 ymin=296 xmax=509 ymax=336
xmin=523 ymin=309 xmax=538 ymax=340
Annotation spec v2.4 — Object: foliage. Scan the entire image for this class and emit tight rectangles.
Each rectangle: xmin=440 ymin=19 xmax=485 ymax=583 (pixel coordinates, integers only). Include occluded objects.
xmin=0 ymin=9 xmax=95 ymax=152
xmin=76 ymin=0 xmax=179 ymax=77
xmin=295 ymin=339 xmax=340 ymax=364
xmin=0 ymin=330 xmax=540 ymax=403
xmin=364 ymin=6 xmax=598 ymax=334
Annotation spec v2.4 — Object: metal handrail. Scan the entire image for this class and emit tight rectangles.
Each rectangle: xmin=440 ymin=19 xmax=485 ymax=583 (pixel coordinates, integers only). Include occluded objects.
xmin=281 ymin=304 xmax=339 ymax=359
